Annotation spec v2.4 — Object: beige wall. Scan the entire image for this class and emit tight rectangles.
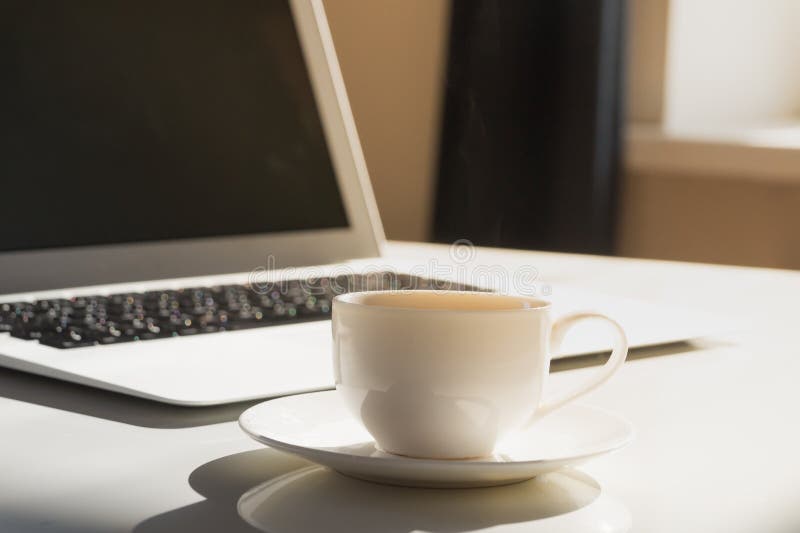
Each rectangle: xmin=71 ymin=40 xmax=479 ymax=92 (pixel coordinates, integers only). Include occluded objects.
xmin=618 ymin=169 xmax=800 ymax=269
xmin=324 ymin=0 xmax=450 ymax=241
xmin=622 ymin=1 xmax=800 ymax=270
xmin=626 ymin=0 xmax=669 ymax=123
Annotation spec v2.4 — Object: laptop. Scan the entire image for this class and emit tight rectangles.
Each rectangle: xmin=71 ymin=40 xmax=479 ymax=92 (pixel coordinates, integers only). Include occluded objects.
xmin=0 ymin=0 xmax=716 ymax=406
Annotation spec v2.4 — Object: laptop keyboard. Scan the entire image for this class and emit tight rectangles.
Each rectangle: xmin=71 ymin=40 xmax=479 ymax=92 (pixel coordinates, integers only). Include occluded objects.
xmin=0 ymin=273 xmax=483 ymax=349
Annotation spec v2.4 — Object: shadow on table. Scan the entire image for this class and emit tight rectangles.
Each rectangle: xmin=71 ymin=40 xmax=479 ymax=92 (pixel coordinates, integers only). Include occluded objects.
xmin=134 ymin=449 xmax=309 ymax=533
xmin=0 ymin=340 xmax=713 ymax=429
xmin=0 ymin=367 xmax=260 ymax=428
xmin=134 ymin=449 xmax=626 ymax=533
xmin=551 ymin=340 xmax=709 ymax=373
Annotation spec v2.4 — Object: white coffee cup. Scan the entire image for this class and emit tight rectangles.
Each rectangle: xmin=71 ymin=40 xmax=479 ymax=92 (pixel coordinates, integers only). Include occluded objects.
xmin=332 ymin=290 xmax=628 ymax=460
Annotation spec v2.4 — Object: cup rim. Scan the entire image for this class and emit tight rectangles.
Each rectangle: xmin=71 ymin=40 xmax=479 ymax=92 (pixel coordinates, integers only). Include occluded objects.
xmin=333 ymin=290 xmax=551 ymax=313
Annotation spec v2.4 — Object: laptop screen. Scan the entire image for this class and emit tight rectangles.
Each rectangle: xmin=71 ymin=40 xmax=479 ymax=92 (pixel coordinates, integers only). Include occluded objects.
xmin=0 ymin=1 xmax=349 ymax=253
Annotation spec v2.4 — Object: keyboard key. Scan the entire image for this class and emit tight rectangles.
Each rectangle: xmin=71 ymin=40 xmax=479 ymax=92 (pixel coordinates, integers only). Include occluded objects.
xmin=97 ymin=334 xmax=138 ymax=345
xmin=226 ymin=320 xmax=267 ymax=331
xmin=11 ymin=323 xmax=46 ymax=340
xmin=40 ymin=334 xmax=97 ymax=349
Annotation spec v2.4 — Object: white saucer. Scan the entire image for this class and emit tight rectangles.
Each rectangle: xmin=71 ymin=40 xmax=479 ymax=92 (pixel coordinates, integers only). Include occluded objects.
xmin=238 ymin=390 xmax=634 ymax=488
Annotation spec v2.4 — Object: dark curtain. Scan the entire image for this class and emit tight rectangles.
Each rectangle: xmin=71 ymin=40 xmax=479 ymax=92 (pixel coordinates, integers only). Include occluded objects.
xmin=433 ymin=0 xmax=626 ymax=254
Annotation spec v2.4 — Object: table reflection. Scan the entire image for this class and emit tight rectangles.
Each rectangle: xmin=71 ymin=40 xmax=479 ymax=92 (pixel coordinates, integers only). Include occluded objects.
xmin=238 ymin=466 xmax=631 ymax=533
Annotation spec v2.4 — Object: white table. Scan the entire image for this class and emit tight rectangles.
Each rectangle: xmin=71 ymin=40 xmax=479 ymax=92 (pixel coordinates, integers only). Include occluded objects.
xmin=2 ymin=242 xmax=799 ymax=532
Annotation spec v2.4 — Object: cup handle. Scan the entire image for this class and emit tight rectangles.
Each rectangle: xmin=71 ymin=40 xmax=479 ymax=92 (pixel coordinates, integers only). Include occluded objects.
xmin=530 ymin=311 xmax=628 ymax=423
